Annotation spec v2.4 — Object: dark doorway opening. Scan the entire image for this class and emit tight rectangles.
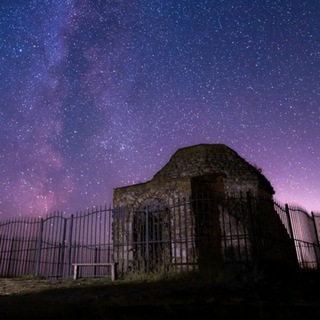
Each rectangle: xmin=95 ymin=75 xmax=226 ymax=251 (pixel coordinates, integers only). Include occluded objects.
xmin=133 ymin=199 xmax=169 ymax=272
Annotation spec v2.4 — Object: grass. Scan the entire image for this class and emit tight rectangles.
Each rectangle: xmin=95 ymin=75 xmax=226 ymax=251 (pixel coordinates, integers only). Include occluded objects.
xmin=1 ymin=269 xmax=320 ymax=319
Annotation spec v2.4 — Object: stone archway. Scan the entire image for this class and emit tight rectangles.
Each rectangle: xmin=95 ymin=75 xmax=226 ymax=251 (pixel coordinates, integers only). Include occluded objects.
xmin=132 ymin=197 xmax=171 ymax=272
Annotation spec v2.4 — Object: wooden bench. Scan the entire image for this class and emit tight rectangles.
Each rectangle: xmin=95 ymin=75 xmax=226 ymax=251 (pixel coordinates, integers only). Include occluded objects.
xmin=72 ymin=263 xmax=117 ymax=281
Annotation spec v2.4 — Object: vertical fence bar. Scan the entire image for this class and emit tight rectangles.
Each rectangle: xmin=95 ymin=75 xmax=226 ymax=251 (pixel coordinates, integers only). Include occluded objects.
xmin=121 ymin=207 xmax=125 ymax=274
xmin=34 ymin=218 xmax=44 ymax=276
xmin=114 ymin=207 xmax=120 ymax=274
xmin=311 ymin=212 xmax=320 ymax=269
xmin=122 ymin=207 xmax=129 ymax=271
xmin=227 ymin=197 xmax=233 ymax=263
xmin=104 ymin=205 xmax=108 ymax=263
xmin=189 ymin=197 xmax=196 ymax=271
xmin=0 ymin=234 xmax=4 ymax=275
xmin=178 ymin=198 xmax=182 ymax=267
xmin=145 ymin=206 xmax=150 ymax=273
xmin=285 ymin=204 xmax=295 ymax=240
xmin=151 ymin=206 xmax=155 ymax=271
xmin=246 ymin=192 xmax=259 ymax=266
xmin=48 ymin=216 xmax=55 ymax=277
xmin=107 ymin=205 xmax=111 ymax=262
xmin=94 ymin=247 xmax=98 ymax=277
xmin=15 ymin=220 xmax=22 ymax=276
xmin=85 ymin=210 xmax=89 ymax=266
xmin=73 ymin=215 xmax=78 ymax=270
xmin=24 ymin=225 xmax=31 ymax=275
xmin=59 ymin=217 xmax=67 ymax=278
xmin=220 ymin=198 xmax=227 ymax=263
xmin=167 ymin=203 xmax=172 ymax=271
xmin=172 ymin=199 xmax=177 ymax=268
xmin=65 ymin=214 xmax=73 ymax=277
xmin=98 ymin=206 xmax=102 ymax=264
xmin=13 ymin=238 xmax=21 ymax=277
xmin=7 ymin=237 xmax=15 ymax=276
xmin=56 ymin=243 xmax=62 ymax=279
xmin=183 ymin=198 xmax=189 ymax=270
xmin=90 ymin=209 xmax=94 ymax=262
xmin=5 ymin=221 xmax=13 ymax=276
xmin=77 ymin=213 xmax=82 ymax=268
xmin=81 ymin=211 xmax=86 ymax=273
xmin=5 ymin=221 xmax=11 ymax=275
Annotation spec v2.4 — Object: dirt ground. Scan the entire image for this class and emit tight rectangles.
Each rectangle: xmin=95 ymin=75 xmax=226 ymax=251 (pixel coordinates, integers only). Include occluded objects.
xmin=1 ymin=273 xmax=320 ymax=320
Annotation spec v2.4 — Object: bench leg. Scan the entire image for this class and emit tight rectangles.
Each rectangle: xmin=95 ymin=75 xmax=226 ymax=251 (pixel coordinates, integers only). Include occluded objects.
xmin=111 ymin=265 xmax=115 ymax=281
xmin=73 ymin=265 xmax=78 ymax=280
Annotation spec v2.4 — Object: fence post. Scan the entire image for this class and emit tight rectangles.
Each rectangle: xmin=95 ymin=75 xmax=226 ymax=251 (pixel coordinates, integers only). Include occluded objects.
xmin=94 ymin=247 xmax=99 ymax=277
xmin=311 ymin=212 xmax=320 ymax=269
xmin=246 ymin=192 xmax=259 ymax=264
xmin=107 ymin=205 xmax=111 ymax=262
xmin=145 ymin=206 xmax=150 ymax=273
xmin=59 ymin=217 xmax=67 ymax=278
xmin=285 ymin=204 xmax=294 ymax=240
xmin=65 ymin=214 xmax=74 ymax=277
xmin=34 ymin=218 xmax=44 ymax=276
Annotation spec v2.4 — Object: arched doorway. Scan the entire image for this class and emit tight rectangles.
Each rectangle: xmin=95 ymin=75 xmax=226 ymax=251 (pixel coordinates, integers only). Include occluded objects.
xmin=133 ymin=198 xmax=170 ymax=272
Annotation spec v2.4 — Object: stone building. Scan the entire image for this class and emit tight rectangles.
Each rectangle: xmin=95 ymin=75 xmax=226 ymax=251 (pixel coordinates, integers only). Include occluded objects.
xmin=113 ymin=144 xmax=297 ymax=277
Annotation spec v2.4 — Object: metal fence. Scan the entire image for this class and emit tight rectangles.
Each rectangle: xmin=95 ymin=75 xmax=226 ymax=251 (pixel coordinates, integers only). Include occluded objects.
xmin=0 ymin=196 xmax=319 ymax=279
xmin=0 ymin=206 xmax=113 ymax=279
xmin=274 ymin=202 xmax=320 ymax=269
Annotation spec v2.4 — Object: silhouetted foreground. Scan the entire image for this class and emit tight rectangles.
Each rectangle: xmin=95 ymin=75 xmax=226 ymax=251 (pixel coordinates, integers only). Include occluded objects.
xmin=1 ymin=270 xmax=320 ymax=319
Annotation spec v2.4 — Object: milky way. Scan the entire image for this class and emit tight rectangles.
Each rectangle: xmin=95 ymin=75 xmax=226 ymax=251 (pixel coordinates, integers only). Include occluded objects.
xmin=0 ymin=0 xmax=319 ymax=218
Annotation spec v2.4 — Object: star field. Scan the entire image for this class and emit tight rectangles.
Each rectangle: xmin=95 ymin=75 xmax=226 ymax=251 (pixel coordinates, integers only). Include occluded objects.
xmin=0 ymin=0 xmax=319 ymax=218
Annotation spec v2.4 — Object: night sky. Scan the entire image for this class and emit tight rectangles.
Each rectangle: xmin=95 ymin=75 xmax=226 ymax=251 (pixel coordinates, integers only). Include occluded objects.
xmin=1 ymin=0 xmax=319 ymax=218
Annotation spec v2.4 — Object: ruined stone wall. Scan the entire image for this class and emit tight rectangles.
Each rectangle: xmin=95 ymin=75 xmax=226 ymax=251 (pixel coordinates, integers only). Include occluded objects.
xmin=113 ymin=178 xmax=191 ymax=208
xmin=114 ymin=144 xmax=273 ymax=208
xmin=152 ymin=144 xmax=274 ymax=198
xmin=112 ymin=144 xmax=296 ymax=277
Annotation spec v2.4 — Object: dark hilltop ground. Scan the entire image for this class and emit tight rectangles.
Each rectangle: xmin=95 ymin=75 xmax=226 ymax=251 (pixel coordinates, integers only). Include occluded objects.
xmin=1 ymin=269 xmax=320 ymax=320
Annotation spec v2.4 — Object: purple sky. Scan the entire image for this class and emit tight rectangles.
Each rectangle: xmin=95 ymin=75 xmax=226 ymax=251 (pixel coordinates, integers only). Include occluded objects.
xmin=1 ymin=0 xmax=319 ymax=218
